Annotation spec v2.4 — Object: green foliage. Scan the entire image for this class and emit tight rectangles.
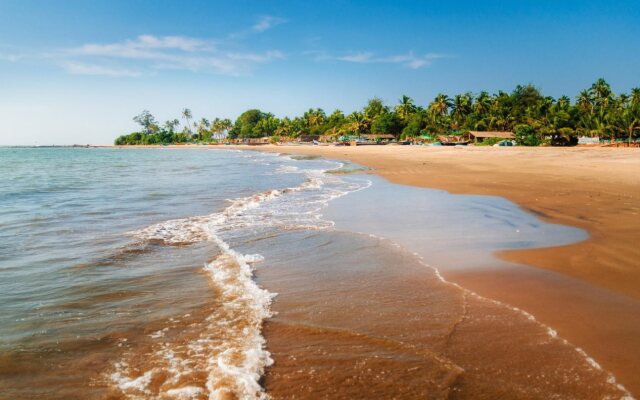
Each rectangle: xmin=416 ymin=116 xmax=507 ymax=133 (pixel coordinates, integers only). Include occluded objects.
xmin=514 ymin=124 xmax=541 ymax=146
xmin=116 ymin=79 xmax=640 ymax=146
xmin=371 ymin=112 xmax=402 ymax=136
xmin=402 ymin=113 xmax=424 ymax=137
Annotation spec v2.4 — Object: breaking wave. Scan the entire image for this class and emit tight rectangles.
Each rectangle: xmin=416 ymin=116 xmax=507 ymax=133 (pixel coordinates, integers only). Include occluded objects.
xmin=109 ymin=156 xmax=370 ymax=399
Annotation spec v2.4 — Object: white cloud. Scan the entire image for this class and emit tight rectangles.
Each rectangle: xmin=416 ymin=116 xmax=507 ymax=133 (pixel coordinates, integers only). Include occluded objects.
xmin=62 ymin=62 xmax=141 ymax=77
xmin=318 ymin=51 xmax=448 ymax=69
xmin=57 ymin=33 xmax=285 ymax=76
xmin=1 ymin=15 xmax=289 ymax=78
xmin=227 ymin=50 xmax=285 ymax=62
xmin=252 ymin=16 xmax=286 ymax=32
xmin=336 ymin=52 xmax=373 ymax=63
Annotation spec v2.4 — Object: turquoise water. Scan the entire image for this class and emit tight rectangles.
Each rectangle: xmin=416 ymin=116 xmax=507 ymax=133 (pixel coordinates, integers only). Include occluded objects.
xmin=0 ymin=148 xmax=305 ymax=346
xmin=0 ymin=147 xmax=630 ymax=399
xmin=0 ymin=147 xmax=360 ymax=399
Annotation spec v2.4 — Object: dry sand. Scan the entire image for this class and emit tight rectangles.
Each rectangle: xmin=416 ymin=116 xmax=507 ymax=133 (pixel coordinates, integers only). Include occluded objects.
xmin=227 ymin=144 xmax=640 ymax=394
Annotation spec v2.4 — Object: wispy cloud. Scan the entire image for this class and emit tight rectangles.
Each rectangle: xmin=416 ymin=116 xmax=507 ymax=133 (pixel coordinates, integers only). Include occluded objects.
xmin=1 ymin=32 xmax=284 ymax=77
xmin=61 ymin=62 xmax=141 ymax=77
xmin=311 ymin=50 xmax=448 ymax=69
xmin=69 ymin=35 xmax=214 ymax=60
xmin=252 ymin=15 xmax=287 ymax=32
xmin=0 ymin=16 xmax=287 ymax=78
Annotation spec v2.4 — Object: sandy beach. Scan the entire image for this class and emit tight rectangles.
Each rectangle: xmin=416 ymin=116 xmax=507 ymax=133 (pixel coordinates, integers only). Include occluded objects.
xmin=217 ymin=144 xmax=640 ymax=395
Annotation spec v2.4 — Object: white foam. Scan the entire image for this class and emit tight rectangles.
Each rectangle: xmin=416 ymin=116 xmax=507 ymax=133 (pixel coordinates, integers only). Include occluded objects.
xmin=113 ymin=153 xmax=371 ymax=399
xmin=165 ymin=386 xmax=204 ymax=399
xmin=202 ymin=235 xmax=275 ymax=400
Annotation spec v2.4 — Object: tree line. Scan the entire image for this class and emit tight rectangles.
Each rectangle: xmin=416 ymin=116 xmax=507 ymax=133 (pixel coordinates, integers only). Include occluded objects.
xmin=115 ymin=79 xmax=640 ymax=146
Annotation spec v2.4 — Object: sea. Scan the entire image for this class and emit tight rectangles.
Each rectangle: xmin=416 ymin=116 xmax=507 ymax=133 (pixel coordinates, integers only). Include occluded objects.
xmin=0 ymin=147 xmax=632 ymax=399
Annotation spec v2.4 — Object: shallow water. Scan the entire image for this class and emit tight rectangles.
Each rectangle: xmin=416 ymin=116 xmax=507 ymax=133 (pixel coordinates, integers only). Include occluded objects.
xmin=0 ymin=147 xmax=631 ymax=399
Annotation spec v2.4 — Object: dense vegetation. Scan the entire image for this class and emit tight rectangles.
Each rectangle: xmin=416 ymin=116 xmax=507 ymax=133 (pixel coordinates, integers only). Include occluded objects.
xmin=115 ymin=79 xmax=640 ymax=146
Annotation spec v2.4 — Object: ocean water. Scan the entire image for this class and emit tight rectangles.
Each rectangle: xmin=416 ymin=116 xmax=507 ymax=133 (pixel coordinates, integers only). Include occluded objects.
xmin=0 ymin=147 xmax=631 ymax=399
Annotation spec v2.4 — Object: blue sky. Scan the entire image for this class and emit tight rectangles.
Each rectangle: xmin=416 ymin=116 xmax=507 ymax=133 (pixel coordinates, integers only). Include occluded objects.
xmin=1 ymin=0 xmax=639 ymax=145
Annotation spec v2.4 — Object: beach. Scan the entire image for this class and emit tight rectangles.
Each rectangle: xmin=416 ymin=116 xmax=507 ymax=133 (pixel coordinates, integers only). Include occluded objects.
xmin=225 ymin=144 xmax=640 ymax=395
xmin=2 ymin=146 xmax=638 ymax=399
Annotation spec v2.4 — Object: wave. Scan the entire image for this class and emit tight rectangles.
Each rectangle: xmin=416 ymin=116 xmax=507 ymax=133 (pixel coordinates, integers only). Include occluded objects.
xmin=110 ymin=156 xmax=370 ymax=399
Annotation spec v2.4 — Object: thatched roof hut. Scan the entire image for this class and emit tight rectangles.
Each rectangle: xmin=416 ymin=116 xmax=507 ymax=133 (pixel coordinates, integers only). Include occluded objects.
xmin=246 ymin=137 xmax=270 ymax=145
xmin=467 ymin=131 xmax=514 ymax=143
xmin=438 ymin=135 xmax=469 ymax=145
xmin=361 ymin=134 xmax=396 ymax=141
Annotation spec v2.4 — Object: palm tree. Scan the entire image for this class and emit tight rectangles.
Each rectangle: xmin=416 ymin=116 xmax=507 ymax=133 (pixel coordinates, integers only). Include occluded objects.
xmin=429 ymin=94 xmax=452 ymax=117
xmin=164 ymin=119 xmax=180 ymax=133
xmin=182 ymin=108 xmax=193 ymax=136
xmin=347 ymin=112 xmax=368 ymax=135
xmin=590 ymin=78 xmax=613 ymax=110
xmin=196 ymin=118 xmax=210 ymax=140
xmin=451 ymin=93 xmax=473 ymax=127
xmin=304 ymin=108 xmax=326 ymax=127
xmin=630 ymin=88 xmax=640 ymax=107
xmin=612 ymin=104 xmax=640 ymax=144
xmin=576 ymin=89 xmax=593 ymax=113
xmin=363 ymin=97 xmax=388 ymax=120
xmin=557 ymin=95 xmax=571 ymax=110
xmin=474 ymin=91 xmax=491 ymax=117
xmin=395 ymin=95 xmax=417 ymax=121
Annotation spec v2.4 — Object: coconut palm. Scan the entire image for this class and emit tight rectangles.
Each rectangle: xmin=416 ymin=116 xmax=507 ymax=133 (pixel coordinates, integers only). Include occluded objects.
xmin=395 ymin=95 xmax=417 ymax=122
xmin=451 ymin=93 xmax=473 ymax=127
xmin=631 ymin=88 xmax=640 ymax=107
xmin=590 ymin=78 xmax=613 ymax=110
xmin=611 ymin=104 xmax=640 ymax=144
xmin=164 ymin=119 xmax=180 ymax=133
xmin=576 ymin=89 xmax=593 ymax=113
xmin=474 ymin=91 xmax=491 ymax=117
xmin=347 ymin=112 xmax=368 ymax=134
xmin=182 ymin=108 xmax=193 ymax=136
xmin=304 ymin=108 xmax=326 ymax=127
xmin=430 ymin=94 xmax=452 ymax=116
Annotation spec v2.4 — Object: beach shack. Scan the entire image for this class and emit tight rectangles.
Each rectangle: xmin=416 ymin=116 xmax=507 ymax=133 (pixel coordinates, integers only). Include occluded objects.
xmin=246 ymin=137 xmax=270 ymax=145
xmin=360 ymin=134 xmax=396 ymax=143
xmin=438 ymin=135 xmax=469 ymax=145
xmin=466 ymin=131 xmax=515 ymax=143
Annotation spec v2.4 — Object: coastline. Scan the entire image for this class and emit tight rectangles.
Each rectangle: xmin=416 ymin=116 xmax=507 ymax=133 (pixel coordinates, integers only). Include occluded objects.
xmin=223 ymin=144 xmax=639 ymax=297
xmin=111 ymin=144 xmax=640 ymax=395
xmin=225 ymin=144 xmax=640 ymax=395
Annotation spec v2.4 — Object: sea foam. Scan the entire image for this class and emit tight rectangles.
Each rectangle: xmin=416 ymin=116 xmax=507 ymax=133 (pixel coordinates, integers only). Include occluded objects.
xmin=111 ymin=154 xmax=370 ymax=399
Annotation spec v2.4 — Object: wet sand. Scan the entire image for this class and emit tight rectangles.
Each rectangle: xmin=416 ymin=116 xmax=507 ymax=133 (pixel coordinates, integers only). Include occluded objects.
xmin=228 ymin=144 xmax=640 ymax=395
xmin=255 ymin=230 xmax=627 ymax=399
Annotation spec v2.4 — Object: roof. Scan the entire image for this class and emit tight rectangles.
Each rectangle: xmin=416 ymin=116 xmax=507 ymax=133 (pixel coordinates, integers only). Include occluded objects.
xmin=468 ymin=131 xmax=515 ymax=139
xmin=246 ymin=137 xmax=270 ymax=143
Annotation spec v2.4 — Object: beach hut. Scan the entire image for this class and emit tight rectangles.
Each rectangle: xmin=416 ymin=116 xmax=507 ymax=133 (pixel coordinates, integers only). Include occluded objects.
xmin=246 ymin=137 xmax=270 ymax=145
xmin=438 ymin=135 xmax=469 ymax=145
xmin=361 ymin=134 xmax=396 ymax=143
xmin=467 ymin=131 xmax=515 ymax=143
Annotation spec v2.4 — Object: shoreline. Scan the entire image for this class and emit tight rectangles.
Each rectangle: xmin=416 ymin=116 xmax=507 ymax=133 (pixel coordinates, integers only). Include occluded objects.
xmin=226 ymin=144 xmax=640 ymax=395
xmin=110 ymin=144 xmax=640 ymax=395
xmin=224 ymin=144 xmax=639 ymax=296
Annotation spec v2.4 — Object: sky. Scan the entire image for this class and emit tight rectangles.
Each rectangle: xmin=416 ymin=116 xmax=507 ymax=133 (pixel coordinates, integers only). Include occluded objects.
xmin=0 ymin=0 xmax=639 ymax=145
